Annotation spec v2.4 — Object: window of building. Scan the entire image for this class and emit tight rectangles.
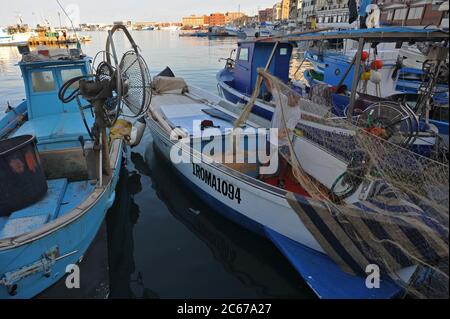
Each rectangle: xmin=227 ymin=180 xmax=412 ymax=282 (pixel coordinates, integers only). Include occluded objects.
xmin=408 ymin=7 xmax=424 ymax=20
xmin=394 ymin=8 xmax=407 ymax=20
xmin=386 ymin=10 xmax=394 ymax=20
xmin=31 ymin=71 xmax=55 ymax=93
xmin=238 ymin=48 xmax=249 ymax=61
xmin=280 ymin=48 xmax=288 ymax=56
xmin=61 ymin=68 xmax=84 ymax=90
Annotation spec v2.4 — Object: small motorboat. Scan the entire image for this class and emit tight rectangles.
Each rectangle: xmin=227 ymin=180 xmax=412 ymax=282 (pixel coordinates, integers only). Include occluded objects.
xmin=0 ymin=28 xmax=32 ymax=47
xmin=0 ymin=25 xmax=150 ymax=298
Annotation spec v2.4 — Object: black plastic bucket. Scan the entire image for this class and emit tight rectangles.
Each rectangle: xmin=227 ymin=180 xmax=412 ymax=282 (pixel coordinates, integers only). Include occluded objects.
xmin=0 ymin=135 xmax=48 ymax=216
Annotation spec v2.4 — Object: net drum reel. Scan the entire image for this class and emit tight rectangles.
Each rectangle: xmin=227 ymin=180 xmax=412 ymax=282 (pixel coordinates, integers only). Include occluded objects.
xmin=58 ymin=24 xmax=152 ymax=180
xmin=355 ymin=101 xmax=420 ymax=149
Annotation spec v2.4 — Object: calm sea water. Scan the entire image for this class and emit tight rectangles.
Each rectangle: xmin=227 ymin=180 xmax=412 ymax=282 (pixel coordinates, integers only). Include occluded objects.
xmin=0 ymin=31 xmax=314 ymax=298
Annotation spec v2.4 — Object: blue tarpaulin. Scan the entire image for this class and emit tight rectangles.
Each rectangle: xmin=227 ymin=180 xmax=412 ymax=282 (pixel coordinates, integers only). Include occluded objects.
xmin=359 ymin=0 xmax=373 ymax=16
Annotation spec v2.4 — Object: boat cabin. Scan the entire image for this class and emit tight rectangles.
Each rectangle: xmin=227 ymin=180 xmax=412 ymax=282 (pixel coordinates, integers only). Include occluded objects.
xmin=15 ymin=49 xmax=93 ymax=152
xmin=8 ymin=49 xmax=97 ymax=182
xmin=233 ymin=40 xmax=294 ymax=99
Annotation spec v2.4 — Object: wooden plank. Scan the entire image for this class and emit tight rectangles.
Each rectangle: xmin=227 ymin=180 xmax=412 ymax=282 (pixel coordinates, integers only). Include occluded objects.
xmin=348 ymin=38 xmax=365 ymax=120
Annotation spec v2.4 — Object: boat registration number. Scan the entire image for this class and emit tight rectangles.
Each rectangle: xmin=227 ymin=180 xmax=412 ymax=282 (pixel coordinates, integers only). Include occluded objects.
xmin=192 ymin=164 xmax=242 ymax=204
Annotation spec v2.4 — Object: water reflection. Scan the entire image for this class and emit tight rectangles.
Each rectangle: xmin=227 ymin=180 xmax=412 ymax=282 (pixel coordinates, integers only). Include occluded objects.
xmin=139 ymin=140 xmax=315 ymax=299
xmin=106 ymin=165 xmax=159 ymax=299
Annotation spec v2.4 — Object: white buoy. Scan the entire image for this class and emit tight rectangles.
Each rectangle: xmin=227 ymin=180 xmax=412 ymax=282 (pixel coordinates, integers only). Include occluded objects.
xmin=129 ymin=117 xmax=146 ymax=147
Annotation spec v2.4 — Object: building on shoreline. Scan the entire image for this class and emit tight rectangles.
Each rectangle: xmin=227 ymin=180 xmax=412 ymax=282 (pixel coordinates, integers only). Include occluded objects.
xmin=376 ymin=0 xmax=448 ymax=27
xmin=259 ymin=8 xmax=274 ymax=22
xmin=273 ymin=2 xmax=283 ymax=21
xmin=182 ymin=12 xmax=243 ymax=27
xmin=225 ymin=12 xmax=246 ymax=24
xmin=209 ymin=13 xmax=226 ymax=26
xmin=314 ymin=0 xmax=350 ymax=25
xmin=182 ymin=15 xmax=208 ymax=27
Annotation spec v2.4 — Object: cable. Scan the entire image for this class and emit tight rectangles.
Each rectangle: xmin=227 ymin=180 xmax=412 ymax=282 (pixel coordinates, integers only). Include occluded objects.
xmin=58 ymin=75 xmax=87 ymax=103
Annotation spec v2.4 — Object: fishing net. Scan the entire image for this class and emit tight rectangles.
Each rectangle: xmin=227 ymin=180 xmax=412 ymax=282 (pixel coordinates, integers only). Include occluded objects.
xmin=256 ymin=69 xmax=449 ymax=299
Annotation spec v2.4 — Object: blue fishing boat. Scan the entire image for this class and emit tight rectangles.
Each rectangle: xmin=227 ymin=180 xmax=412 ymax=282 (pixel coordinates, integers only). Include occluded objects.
xmin=302 ymin=49 xmax=449 ymax=105
xmin=216 ymin=27 xmax=449 ymax=156
xmin=0 ymin=25 xmax=150 ymax=298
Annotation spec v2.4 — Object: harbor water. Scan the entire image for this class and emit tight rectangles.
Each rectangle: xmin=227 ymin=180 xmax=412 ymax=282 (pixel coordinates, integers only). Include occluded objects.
xmin=0 ymin=31 xmax=314 ymax=298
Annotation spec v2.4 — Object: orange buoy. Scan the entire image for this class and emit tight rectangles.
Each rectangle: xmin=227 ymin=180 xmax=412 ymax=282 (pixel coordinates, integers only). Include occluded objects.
xmin=370 ymin=60 xmax=384 ymax=70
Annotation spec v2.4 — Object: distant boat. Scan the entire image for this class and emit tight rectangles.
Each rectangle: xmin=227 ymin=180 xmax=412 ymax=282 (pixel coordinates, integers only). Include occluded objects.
xmin=0 ymin=28 xmax=32 ymax=47
xmin=160 ymin=26 xmax=181 ymax=31
xmin=208 ymin=26 xmax=232 ymax=38
xmin=141 ymin=26 xmax=154 ymax=31
xmin=224 ymin=26 xmax=239 ymax=37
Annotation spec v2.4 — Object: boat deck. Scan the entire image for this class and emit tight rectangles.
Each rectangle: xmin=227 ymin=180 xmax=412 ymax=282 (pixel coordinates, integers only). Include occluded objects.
xmin=0 ymin=179 xmax=95 ymax=240
xmin=13 ymin=112 xmax=94 ymax=151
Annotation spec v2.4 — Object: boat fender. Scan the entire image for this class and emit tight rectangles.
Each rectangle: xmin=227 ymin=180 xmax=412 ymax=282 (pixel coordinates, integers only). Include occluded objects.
xmin=370 ymin=70 xmax=382 ymax=84
xmin=130 ymin=117 xmax=146 ymax=147
xmin=361 ymin=71 xmax=371 ymax=81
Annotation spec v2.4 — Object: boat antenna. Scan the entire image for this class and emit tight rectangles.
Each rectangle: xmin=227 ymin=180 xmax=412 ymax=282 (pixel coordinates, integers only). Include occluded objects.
xmin=55 ymin=0 xmax=82 ymax=52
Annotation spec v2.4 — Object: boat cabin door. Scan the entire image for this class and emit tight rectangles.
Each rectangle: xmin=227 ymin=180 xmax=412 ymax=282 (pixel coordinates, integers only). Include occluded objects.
xmin=27 ymin=68 xmax=65 ymax=118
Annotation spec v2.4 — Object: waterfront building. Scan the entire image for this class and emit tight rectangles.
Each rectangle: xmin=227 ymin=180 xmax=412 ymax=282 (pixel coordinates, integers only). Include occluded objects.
xmin=289 ymin=0 xmax=300 ymax=19
xmin=225 ymin=12 xmax=246 ymax=24
xmin=134 ymin=21 xmax=157 ymax=30
xmin=113 ymin=20 xmax=132 ymax=28
xmin=182 ymin=15 xmax=206 ymax=27
xmin=315 ymin=0 xmax=350 ymax=25
xmin=208 ymin=13 xmax=226 ymax=26
xmin=282 ymin=0 xmax=291 ymax=20
xmin=273 ymin=2 xmax=283 ymax=21
xmin=296 ymin=0 xmax=303 ymax=20
xmin=376 ymin=0 xmax=448 ymax=27
xmin=259 ymin=8 xmax=274 ymax=22
xmin=300 ymin=0 xmax=317 ymax=23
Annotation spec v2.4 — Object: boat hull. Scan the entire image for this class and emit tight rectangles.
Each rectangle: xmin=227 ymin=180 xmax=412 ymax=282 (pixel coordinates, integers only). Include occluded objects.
xmin=0 ymin=140 xmax=123 ymax=299
xmin=145 ymin=116 xmax=402 ymax=299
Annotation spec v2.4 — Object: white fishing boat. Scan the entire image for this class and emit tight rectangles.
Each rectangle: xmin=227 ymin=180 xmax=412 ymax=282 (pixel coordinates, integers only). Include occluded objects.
xmin=145 ymin=69 xmax=448 ymax=299
xmin=224 ymin=26 xmax=239 ymax=36
xmin=0 ymin=28 xmax=32 ymax=47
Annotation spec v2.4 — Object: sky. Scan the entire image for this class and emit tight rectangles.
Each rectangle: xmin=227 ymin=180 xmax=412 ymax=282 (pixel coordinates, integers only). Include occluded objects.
xmin=2 ymin=0 xmax=277 ymax=26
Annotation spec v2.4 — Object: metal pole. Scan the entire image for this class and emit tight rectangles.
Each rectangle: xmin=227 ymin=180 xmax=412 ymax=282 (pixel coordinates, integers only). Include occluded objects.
xmin=234 ymin=41 xmax=279 ymax=128
xmin=336 ymin=54 xmax=357 ymax=89
xmin=347 ymin=37 xmax=364 ymax=121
